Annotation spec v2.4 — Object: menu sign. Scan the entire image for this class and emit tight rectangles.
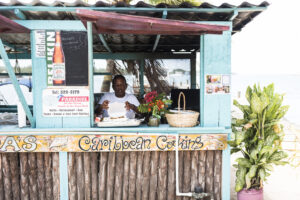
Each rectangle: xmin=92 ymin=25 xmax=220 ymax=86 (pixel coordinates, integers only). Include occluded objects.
xmin=42 ymin=88 xmax=90 ymax=117
xmin=205 ymin=74 xmax=231 ymax=95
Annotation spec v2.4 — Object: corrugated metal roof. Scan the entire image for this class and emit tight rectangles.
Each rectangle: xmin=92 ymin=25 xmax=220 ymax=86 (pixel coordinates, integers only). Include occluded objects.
xmin=0 ymin=1 xmax=269 ymax=53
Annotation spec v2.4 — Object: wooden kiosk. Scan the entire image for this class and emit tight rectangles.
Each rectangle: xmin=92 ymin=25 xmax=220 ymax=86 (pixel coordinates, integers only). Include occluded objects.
xmin=0 ymin=2 xmax=268 ymax=200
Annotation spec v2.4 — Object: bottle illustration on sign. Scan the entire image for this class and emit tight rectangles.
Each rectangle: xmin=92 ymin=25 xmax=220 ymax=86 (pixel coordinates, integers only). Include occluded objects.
xmin=52 ymin=31 xmax=66 ymax=86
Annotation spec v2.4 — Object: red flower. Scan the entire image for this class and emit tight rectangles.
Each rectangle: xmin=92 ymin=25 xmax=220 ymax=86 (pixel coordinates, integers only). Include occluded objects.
xmin=144 ymin=91 xmax=158 ymax=103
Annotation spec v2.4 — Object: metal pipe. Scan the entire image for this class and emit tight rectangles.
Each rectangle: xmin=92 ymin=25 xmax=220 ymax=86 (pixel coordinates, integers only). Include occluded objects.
xmin=175 ymin=134 xmax=193 ymax=197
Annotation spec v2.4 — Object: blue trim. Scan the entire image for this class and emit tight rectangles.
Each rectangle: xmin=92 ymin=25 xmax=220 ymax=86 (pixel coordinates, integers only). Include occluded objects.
xmin=14 ymin=8 xmax=26 ymax=20
xmin=14 ymin=20 xmax=86 ymax=30
xmin=222 ymin=137 xmax=231 ymax=200
xmin=152 ymin=10 xmax=167 ymax=52
xmin=230 ymin=10 xmax=239 ymax=21
xmin=98 ymin=34 xmax=112 ymax=53
xmin=0 ymin=6 xmax=268 ymax=13
xmin=200 ymin=35 xmax=205 ymax=127
xmin=0 ymin=39 xmax=35 ymax=127
xmin=88 ymin=22 xmax=94 ymax=127
xmin=59 ymin=152 xmax=69 ymax=200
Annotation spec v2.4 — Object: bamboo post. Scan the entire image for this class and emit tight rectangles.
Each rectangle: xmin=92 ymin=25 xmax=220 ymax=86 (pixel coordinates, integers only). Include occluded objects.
xmin=28 ymin=153 xmax=38 ymax=200
xmin=183 ymin=151 xmax=191 ymax=200
xmin=0 ymin=154 xmax=4 ymax=200
xmin=136 ymin=152 xmax=144 ymax=200
xmin=36 ymin=153 xmax=46 ymax=200
xmin=198 ymin=151 xmax=207 ymax=191
xmin=214 ymin=150 xmax=222 ymax=200
xmin=99 ymin=152 xmax=108 ymax=200
xmin=149 ymin=151 xmax=159 ymax=200
xmin=90 ymin=153 xmax=98 ymax=200
xmin=114 ymin=152 xmax=125 ymax=200
xmin=158 ymin=151 xmax=168 ymax=200
xmin=83 ymin=153 xmax=91 ymax=200
xmin=44 ymin=153 xmax=53 ymax=200
xmin=106 ymin=152 xmax=116 ymax=200
xmin=128 ymin=152 xmax=137 ymax=200
xmin=122 ymin=152 xmax=130 ymax=200
xmin=75 ymin=153 xmax=84 ymax=200
xmin=2 ymin=153 xmax=12 ymax=200
xmin=191 ymin=151 xmax=199 ymax=192
xmin=68 ymin=153 xmax=77 ymax=200
xmin=52 ymin=153 xmax=60 ymax=200
xmin=142 ymin=151 xmax=151 ymax=200
xmin=205 ymin=151 xmax=214 ymax=194
xmin=167 ymin=152 xmax=176 ymax=200
xmin=10 ymin=153 xmax=20 ymax=200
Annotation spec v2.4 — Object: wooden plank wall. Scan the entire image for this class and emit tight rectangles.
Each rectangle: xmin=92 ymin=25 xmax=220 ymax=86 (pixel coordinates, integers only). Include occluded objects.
xmin=0 ymin=153 xmax=60 ymax=200
xmin=68 ymin=150 xmax=222 ymax=200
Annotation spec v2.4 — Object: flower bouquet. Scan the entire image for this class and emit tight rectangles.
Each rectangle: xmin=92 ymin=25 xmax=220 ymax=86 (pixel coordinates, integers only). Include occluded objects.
xmin=138 ymin=91 xmax=172 ymax=126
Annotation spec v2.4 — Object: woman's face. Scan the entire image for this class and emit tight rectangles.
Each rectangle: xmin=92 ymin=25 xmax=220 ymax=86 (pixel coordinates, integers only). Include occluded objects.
xmin=113 ymin=78 xmax=127 ymax=98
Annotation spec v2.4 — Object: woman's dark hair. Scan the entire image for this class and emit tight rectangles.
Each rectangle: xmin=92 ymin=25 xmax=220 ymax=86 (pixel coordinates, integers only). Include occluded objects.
xmin=112 ymin=75 xmax=127 ymax=85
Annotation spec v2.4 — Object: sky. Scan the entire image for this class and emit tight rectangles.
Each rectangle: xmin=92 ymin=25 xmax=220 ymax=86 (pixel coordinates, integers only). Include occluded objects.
xmin=1 ymin=0 xmax=300 ymax=75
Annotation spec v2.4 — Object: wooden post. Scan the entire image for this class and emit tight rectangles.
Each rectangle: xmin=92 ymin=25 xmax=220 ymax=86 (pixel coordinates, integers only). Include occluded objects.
xmin=99 ymin=152 xmax=108 ymax=200
xmin=114 ymin=152 xmax=124 ymax=200
xmin=106 ymin=152 xmax=116 ymax=200
xmin=68 ymin=153 xmax=77 ymax=200
xmin=0 ymin=154 xmax=4 ymax=200
xmin=90 ymin=153 xmax=98 ymax=200
xmin=214 ymin=151 xmax=222 ymax=200
xmin=122 ymin=152 xmax=130 ymax=200
xmin=28 ymin=153 xmax=38 ymax=200
xmin=128 ymin=152 xmax=137 ymax=200
xmin=37 ymin=153 xmax=46 ymax=200
xmin=2 ymin=154 xmax=12 ymax=199
xmin=183 ymin=151 xmax=191 ymax=200
xmin=205 ymin=151 xmax=214 ymax=194
xmin=191 ymin=151 xmax=199 ymax=192
xmin=167 ymin=152 xmax=176 ymax=200
xmin=10 ymin=153 xmax=20 ymax=200
xmin=149 ymin=151 xmax=159 ymax=200
xmin=142 ymin=152 xmax=151 ymax=200
xmin=44 ymin=153 xmax=53 ymax=200
xmin=199 ymin=151 xmax=207 ymax=192
xmin=136 ymin=152 xmax=144 ymax=200
xmin=83 ymin=153 xmax=91 ymax=200
xmin=75 ymin=153 xmax=84 ymax=200
xmin=158 ymin=151 xmax=168 ymax=200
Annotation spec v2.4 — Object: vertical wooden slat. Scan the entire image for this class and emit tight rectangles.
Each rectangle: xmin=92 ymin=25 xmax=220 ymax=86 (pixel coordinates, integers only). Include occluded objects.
xmin=191 ymin=151 xmax=199 ymax=192
xmin=68 ymin=153 xmax=77 ymax=200
xmin=83 ymin=153 xmax=91 ymax=200
xmin=214 ymin=150 xmax=222 ymax=200
xmin=90 ymin=153 xmax=98 ymax=200
xmin=106 ymin=152 xmax=116 ymax=200
xmin=176 ymin=151 xmax=183 ymax=200
xmin=76 ymin=153 xmax=85 ymax=200
xmin=114 ymin=152 xmax=124 ymax=200
xmin=99 ymin=152 xmax=108 ymax=200
xmin=2 ymin=153 xmax=12 ymax=200
xmin=52 ymin=153 xmax=60 ymax=200
xmin=0 ymin=154 xmax=4 ymax=200
xmin=158 ymin=151 xmax=168 ymax=200
xmin=28 ymin=153 xmax=38 ymax=200
xmin=205 ymin=151 xmax=214 ymax=194
xmin=136 ymin=152 xmax=144 ymax=200
xmin=198 ymin=151 xmax=206 ymax=192
xmin=20 ymin=153 xmax=29 ymax=200
xmin=44 ymin=153 xmax=53 ymax=200
xmin=128 ymin=152 xmax=137 ymax=200
xmin=183 ymin=151 xmax=191 ymax=200
xmin=122 ymin=152 xmax=130 ymax=200
xmin=10 ymin=153 xmax=20 ymax=200
xmin=149 ymin=151 xmax=159 ymax=200
xmin=142 ymin=151 xmax=151 ymax=200
xmin=167 ymin=151 xmax=175 ymax=200
xmin=36 ymin=153 xmax=46 ymax=200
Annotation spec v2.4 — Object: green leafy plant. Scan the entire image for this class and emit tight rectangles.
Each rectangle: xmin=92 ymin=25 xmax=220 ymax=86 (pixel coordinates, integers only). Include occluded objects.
xmin=229 ymin=83 xmax=289 ymax=192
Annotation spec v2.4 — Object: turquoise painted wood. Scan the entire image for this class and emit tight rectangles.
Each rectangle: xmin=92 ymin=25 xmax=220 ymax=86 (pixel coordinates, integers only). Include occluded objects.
xmin=139 ymin=59 xmax=145 ymax=98
xmin=200 ymin=22 xmax=232 ymax=200
xmin=88 ymin=22 xmax=95 ymax=127
xmin=0 ymin=39 xmax=35 ymax=127
xmin=14 ymin=20 xmax=86 ymax=30
xmin=59 ymin=152 xmax=68 ymax=200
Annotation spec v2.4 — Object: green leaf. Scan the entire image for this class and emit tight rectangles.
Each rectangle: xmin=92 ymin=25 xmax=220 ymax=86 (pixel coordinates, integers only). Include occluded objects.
xmin=231 ymin=147 xmax=241 ymax=154
xmin=236 ymin=158 xmax=252 ymax=168
xmin=263 ymin=164 xmax=274 ymax=171
xmin=250 ymin=93 xmax=263 ymax=114
xmin=245 ymin=173 xmax=252 ymax=189
xmin=272 ymin=161 xmax=289 ymax=165
xmin=258 ymin=168 xmax=266 ymax=181
xmin=227 ymin=140 xmax=237 ymax=147
xmin=236 ymin=130 xmax=246 ymax=145
xmin=260 ymin=146 xmax=273 ymax=156
xmin=235 ymin=166 xmax=247 ymax=192
xmin=269 ymin=151 xmax=288 ymax=161
xmin=246 ymin=86 xmax=252 ymax=103
xmin=248 ymin=165 xmax=258 ymax=178
xmin=250 ymin=149 xmax=258 ymax=160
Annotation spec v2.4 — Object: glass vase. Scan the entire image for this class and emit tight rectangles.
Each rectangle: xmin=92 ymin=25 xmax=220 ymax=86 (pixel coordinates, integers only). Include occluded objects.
xmin=147 ymin=116 xmax=160 ymax=127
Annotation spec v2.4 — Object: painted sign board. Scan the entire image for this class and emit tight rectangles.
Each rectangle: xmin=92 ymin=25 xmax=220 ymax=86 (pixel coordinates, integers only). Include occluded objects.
xmin=205 ymin=74 xmax=230 ymax=94
xmin=0 ymin=134 xmax=227 ymax=152
xmin=42 ymin=87 xmax=90 ymax=117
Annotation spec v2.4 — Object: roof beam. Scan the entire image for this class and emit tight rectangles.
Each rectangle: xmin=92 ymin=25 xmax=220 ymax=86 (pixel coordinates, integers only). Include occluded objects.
xmin=14 ymin=8 xmax=26 ymax=20
xmin=152 ymin=10 xmax=167 ymax=52
xmin=0 ymin=6 xmax=268 ymax=13
xmin=98 ymin=34 xmax=112 ymax=53
xmin=230 ymin=10 xmax=238 ymax=21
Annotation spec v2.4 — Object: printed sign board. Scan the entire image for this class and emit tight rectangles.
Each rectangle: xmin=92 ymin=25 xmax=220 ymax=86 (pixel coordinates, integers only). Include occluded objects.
xmin=42 ymin=87 xmax=90 ymax=117
xmin=0 ymin=134 xmax=227 ymax=152
xmin=205 ymin=74 xmax=231 ymax=95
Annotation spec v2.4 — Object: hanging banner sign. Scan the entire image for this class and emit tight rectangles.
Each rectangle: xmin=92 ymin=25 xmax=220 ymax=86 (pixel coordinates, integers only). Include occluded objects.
xmin=205 ymin=74 xmax=231 ymax=94
xmin=0 ymin=134 xmax=227 ymax=152
xmin=42 ymin=87 xmax=90 ymax=117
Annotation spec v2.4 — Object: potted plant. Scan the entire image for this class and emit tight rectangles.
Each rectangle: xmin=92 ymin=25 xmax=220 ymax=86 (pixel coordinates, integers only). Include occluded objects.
xmin=138 ymin=91 xmax=172 ymax=126
xmin=228 ymin=83 xmax=289 ymax=200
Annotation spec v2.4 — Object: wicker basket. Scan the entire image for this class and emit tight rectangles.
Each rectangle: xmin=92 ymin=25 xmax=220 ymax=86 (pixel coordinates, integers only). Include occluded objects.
xmin=165 ymin=92 xmax=199 ymax=127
